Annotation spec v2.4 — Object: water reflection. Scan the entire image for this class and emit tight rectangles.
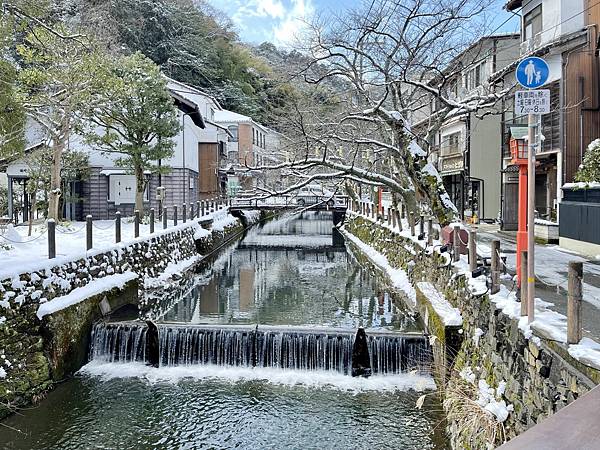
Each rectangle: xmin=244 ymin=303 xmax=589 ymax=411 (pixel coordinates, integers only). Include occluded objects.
xmin=146 ymin=211 xmax=417 ymax=331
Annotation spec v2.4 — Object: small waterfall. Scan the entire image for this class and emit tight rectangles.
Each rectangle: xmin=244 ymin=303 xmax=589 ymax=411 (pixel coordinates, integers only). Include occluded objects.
xmin=90 ymin=322 xmax=431 ymax=375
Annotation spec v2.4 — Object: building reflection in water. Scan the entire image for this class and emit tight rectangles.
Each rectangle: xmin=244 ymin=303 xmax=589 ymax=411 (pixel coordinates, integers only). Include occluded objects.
xmin=158 ymin=212 xmax=417 ymax=331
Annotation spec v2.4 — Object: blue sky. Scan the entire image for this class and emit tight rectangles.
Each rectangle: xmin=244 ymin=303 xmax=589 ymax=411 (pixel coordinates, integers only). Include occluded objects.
xmin=207 ymin=0 xmax=521 ymax=47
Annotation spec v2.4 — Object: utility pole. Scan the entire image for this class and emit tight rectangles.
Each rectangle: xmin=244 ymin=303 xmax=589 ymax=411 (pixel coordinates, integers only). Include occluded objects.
xmin=527 ymin=113 xmax=536 ymax=322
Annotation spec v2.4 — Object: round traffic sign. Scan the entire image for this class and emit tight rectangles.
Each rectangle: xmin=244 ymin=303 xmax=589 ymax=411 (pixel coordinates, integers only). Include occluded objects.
xmin=516 ymin=57 xmax=549 ymax=89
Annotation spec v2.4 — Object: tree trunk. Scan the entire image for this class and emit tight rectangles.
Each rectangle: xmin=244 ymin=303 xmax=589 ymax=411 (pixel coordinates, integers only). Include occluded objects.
xmin=135 ymin=165 xmax=145 ymax=217
xmin=48 ymin=138 xmax=65 ymax=221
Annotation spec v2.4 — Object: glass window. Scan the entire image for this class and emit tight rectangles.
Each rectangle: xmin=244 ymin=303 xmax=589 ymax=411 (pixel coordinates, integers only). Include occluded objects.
xmin=465 ymin=64 xmax=482 ymax=91
xmin=228 ymin=125 xmax=238 ymax=142
xmin=441 ymin=132 xmax=461 ymax=156
xmin=523 ymin=5 xmax=542 ymax=42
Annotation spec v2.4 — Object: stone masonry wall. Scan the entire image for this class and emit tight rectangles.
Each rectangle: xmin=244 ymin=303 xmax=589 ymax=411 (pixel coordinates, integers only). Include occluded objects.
xmin=345 ymin=215 xmax=600 ymax=449
xmin=0 ymin=215 xmax=246 ymax=419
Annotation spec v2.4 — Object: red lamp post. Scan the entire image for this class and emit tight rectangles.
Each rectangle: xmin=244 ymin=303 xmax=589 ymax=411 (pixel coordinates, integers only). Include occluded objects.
xmin=510 ymin=132 xmax=528 ymax=283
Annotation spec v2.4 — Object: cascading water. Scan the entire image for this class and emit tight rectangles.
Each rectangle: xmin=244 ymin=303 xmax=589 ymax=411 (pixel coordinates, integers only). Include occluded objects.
xmin=90 ymin=322 xmax=431 ymax=375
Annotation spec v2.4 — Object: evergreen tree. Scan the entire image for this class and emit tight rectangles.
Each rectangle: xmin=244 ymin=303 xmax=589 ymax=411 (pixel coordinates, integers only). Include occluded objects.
xmin=86 ymin=52 xmax=179 ymax=215
xmin=575 ymin=139 xmax=600 ymax=184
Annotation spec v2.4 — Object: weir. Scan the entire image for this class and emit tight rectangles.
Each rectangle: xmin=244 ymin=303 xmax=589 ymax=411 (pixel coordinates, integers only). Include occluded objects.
xmin=90 ymin=322 xmax=431 ymax=376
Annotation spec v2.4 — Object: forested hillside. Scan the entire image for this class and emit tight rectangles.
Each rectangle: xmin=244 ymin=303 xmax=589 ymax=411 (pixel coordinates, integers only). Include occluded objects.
xmin=63 ymin=0 xmax=298 ymax=125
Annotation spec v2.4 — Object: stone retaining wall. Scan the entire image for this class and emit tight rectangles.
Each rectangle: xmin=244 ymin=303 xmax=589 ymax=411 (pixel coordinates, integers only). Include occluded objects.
xmin=0 ymin=214 xmax=247 ymax=419
xmin=344 ymin=215 xmax=600 ymax=448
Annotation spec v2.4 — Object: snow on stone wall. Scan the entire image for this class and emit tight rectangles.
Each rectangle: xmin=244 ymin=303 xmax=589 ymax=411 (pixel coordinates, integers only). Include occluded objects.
xmin=345 ymin=215 xmax=600 ymax=448
xmin=0 ymin=212 xmax=250 ymax=419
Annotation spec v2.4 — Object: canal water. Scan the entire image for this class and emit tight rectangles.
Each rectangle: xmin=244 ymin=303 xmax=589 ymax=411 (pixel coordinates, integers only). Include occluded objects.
xmin=2 ymin=212 xmax=448 ymax=449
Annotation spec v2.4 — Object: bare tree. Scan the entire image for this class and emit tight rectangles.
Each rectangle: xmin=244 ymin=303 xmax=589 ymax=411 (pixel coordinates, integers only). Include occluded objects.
xmin=253 ymin=0 xmax=507 ymax=226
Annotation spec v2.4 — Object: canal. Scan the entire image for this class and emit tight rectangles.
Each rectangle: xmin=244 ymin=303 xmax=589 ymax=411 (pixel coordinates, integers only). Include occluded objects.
xmin=2 ymin=212 xmax=448 ymax=449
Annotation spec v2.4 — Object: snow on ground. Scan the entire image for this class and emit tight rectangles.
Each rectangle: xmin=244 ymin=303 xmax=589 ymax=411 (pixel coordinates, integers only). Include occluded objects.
xmin=36 ymin=271 xmax=137 ymax=319
xmin=416 ymin=282 xmax=462 ymax=326
xmin=475 ymin=229 xmax=600 ymax=309
xmin=0 ymin=209 xmax=235 ymax=280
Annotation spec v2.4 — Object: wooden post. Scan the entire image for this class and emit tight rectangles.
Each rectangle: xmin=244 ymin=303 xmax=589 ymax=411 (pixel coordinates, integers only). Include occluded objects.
xmin=520 ymin=250 xmax=528 ymax=316
xmin=567 ymin=261 xmax=583 ymax=344
xmin=162 ymin=207 xmax=168 ymax=230
xmin=453 ymin=225 xmax=460 ymax=262
xmin=150 ymin=208 xmax=155 ymax=234
xmin=48 ymin=219 xmax=56 ymax=259
xmin=173 ymin=205 xmax=178 ymax=226
xmin=183 ymin=203 xmax=187 ymax=223
xmin=397 ymin=208 xmax=403 ymax=232
xmin=387 ymin=208 xmax=391 ymax=225
xmin=86 ymin=215 xmax=93 ymax=250
xmin=115 ymin=211 xmax=121 ymax=243
xmin=391 ymin=208 xmax=397 ymax=228
xmin=201 ymin=201 xmax=205 ymax=217
xmin=410 ymin=212 xmax=415 ymax=237
xmin=371 ymin=202 xmax=375 ymax=219
xmin=428 ymin=218 xmax=434 ymax=246
xmin=401 ymin=203 xmax=406 ymax=219
xmin=196 ymin=201 xmax=200 ymax=218
xmin=134 ymin=210 xmax=140 ymax=238
xmin=468 ymin=230 xmax=477 ymax=272
xmin=490 ymin=239 xmax=500 ymax=295
xmin=419 ymin=214 xmax=424 ymax=237
xmin=190 ymin=203 xmax=194 ymax=221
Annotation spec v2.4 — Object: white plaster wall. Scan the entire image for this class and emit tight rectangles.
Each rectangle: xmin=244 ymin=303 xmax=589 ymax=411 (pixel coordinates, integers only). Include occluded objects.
xmin=522 ymin=0 xmax=585 ymax=45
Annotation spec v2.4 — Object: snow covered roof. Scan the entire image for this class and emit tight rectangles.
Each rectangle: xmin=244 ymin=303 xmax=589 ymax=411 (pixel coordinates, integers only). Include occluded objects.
xmin=214 ymin=110 xmax=269 ymax=132
xmin=164 ymin=76 xmax=222 ymax=110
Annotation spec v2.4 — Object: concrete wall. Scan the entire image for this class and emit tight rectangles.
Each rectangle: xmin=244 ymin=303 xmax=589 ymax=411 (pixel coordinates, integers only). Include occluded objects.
xmin=469 ymin=112 xmax=502 ymax=219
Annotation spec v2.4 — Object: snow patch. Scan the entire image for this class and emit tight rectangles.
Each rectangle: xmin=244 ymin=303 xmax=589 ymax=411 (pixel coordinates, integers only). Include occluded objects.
xmin=36 ymin=272 xmax=138 ymax=319
xmin=568 ymin=338 xmax=600 ymax=370
xmin=341 ymin=227 xmax=417 ymax=306
xmin=144 ymin=256 xmax=200 ymax=289
xmin=416 ymin=282 xmax=463 ymax=326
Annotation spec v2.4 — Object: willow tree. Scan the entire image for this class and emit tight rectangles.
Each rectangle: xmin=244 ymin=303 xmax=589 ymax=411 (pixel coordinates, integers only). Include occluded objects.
xmin=86 ymin=52 xmax=179 ymax=216
xmin=258 ymin=0 xmax=505 ymax=226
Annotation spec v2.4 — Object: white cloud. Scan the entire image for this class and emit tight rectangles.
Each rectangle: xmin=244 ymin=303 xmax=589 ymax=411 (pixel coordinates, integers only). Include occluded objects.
xmin=209 ymin=0 xmax=314 ymax=45
xmin=272 ymin=0 xmax=315 ymax=47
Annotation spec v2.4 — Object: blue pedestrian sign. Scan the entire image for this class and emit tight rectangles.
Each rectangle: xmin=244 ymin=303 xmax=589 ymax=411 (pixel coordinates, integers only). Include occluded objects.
xmin=516 ymin=57 xmax=549 ymax=89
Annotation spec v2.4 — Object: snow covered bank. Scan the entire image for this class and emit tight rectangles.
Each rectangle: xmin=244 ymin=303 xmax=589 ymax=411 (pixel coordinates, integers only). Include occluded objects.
xmin=341 ymin=225 xmax=416 ymax=306
xmin=36 ymin=272 xmax=137 ymax=319
xmin=0 ymin=209 xmax=233 ymax=280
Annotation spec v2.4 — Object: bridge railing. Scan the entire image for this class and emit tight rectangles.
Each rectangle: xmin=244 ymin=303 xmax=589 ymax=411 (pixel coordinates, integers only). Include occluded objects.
xmin=231 ymin=194 xmax=349 ymax=209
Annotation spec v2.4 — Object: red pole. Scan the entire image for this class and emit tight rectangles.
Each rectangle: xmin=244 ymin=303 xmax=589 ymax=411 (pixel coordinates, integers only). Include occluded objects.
xmin=516 ymin=164 xmax=528 ymax=283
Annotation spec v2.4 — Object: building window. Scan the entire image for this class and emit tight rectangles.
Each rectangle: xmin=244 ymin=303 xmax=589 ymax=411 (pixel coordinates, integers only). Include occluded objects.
xmin=464 ymin=64 xmax=482 ymax=91
xmin=441 ymin=132 xmax=461 ymax=156
xmin=228 ymin=125 xmax=238 ymax=142
xmin=523 ymin=5 xmax=542 ymax=42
